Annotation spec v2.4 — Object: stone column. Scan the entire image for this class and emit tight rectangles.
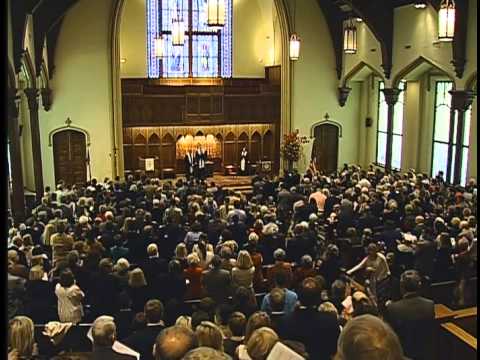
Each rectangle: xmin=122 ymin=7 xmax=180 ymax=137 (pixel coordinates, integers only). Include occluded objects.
xmin=25 ymin=88 xmax=44 ymax=202
xmin=450 ymin=90 xmax=476 ymax=185
xmin=381 ymin=88 xmax=401 ymax=171
xmin=8 ymin=88 xmax=25 ymax=221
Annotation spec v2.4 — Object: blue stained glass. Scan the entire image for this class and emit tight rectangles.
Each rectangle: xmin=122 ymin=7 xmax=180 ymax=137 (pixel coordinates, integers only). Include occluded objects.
xmin=147 ymin=0 xmax=232 ymax=78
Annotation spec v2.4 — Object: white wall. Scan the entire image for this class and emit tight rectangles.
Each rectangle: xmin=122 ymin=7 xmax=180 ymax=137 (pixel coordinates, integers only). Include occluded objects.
xmin=343 ymin=21 xmax=384 ymax=78
xmin=39 ymin=0 xmax=115 ymax=188
xmin=291 ymin=0 xmax=361 ymax=171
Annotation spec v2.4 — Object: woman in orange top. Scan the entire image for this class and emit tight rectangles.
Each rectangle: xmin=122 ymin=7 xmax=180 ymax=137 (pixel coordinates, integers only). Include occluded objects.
xmin=184 ymin=253 xmax=204 ymax=300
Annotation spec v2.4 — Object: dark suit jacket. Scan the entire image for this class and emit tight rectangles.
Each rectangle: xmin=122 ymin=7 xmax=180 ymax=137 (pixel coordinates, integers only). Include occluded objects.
xmin=277 ymin=307 xmax=340 ymax=360
xmin=122 ymin=325 xmax=165 ymax=360
xmin=202 ymin=268 xmax=232 ymax=304
xmin=384 ymin=294 xmax=435 ymax=360
xmin=91 ymin=346 xmax=136 ymax=360
xmin=141 ymin=257 xmax=169 ymax=284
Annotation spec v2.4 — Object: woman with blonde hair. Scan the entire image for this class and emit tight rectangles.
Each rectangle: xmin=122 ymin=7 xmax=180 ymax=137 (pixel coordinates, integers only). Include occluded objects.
xmin=184 ymin=253 xmax=204 ymax=299
xmin=235 ymin=312 xmax=273 ymax=360
xmin=196 ymin=321 xmax=224 ymax=352
xmin=232 ymin=251 xmax=255 ymax=291
xmin=246 ymin=327 xmax=279 ymax=360
xmin=127 ymin=267 xmax=151 ymax=312
xmin=175 ymin=243 xmax=189 ymax=269
xmin=41 ymin=223 xmax=56 ymax=247
xmin=113 ymin=258 xmax=130 ymax=288
xmin=8 ymin=316 xmax=37 ymax=359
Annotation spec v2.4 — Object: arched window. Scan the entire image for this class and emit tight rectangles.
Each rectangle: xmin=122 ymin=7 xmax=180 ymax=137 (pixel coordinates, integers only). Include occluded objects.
xmin=147 ymin=0 xmax=232 ymax=78
xmin=376 ymin=81 xmax=405 ymax=169
xmin=431 ymin=81 xmax=470 ymax=184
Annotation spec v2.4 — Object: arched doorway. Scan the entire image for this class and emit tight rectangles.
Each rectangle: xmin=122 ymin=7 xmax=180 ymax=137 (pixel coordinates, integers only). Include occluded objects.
xmin=53 ymin=130 xmax=87 ymax=186
xmin=312 ymin=123 xmax=339 ymax=174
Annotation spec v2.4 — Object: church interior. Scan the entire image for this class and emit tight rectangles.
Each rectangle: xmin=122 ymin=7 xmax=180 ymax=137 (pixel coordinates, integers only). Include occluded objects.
xmin=7 ymin=0 xmax=477 ymax=359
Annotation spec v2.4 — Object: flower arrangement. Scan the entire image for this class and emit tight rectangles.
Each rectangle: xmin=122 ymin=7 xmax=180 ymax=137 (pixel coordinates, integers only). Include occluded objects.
xmin=280 ymin=130 xmax=309 ymax=162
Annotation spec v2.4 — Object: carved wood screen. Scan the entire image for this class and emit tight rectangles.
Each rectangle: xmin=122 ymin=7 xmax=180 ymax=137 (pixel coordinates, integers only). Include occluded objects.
xmin=122 ymin=77 xmax=281 ymax=175
xmin=123 ymin=124 xmax=275 ymax=174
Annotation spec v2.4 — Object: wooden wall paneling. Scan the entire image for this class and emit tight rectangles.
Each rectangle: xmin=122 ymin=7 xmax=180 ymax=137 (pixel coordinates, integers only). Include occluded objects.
xmin=238 ymin=132 xmax=248 ymax=164
xmin=216 ymin=133 xmax=223 ymax=170
xmin=224 ymin=131 xmax=236 ymax=166
xmin=123 ymin=145 xmax=134 ymax=170
xmin=133 ymin=131 xmax=147 ymax=169
xmin=162 ymin=133 xmax=176 ymax=169
xmin=251 ymin=131 xmax=261 ymax=162
xmin=263 ymin=130 xmax=274 ymax=161
xmin=123 ymin=128 xmax=133 ymax=144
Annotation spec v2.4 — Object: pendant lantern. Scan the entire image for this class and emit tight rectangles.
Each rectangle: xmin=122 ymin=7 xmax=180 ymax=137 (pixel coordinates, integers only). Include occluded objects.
xmin=207 ymin=0 xmax=226 ymax=27
xmin=438 ymin=0 xmax=455 ymax=42
xmin=343 ymin=17 xmax=357 ymax=54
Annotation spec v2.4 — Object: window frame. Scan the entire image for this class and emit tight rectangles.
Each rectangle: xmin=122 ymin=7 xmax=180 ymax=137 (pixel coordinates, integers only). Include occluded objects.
xmin=147 ymin=0 xmax=233 ymax=78
xmin=375 ymin=80 xmax=405 ymax=170
xmin=430 ymin=80 xmax=470 ymax=184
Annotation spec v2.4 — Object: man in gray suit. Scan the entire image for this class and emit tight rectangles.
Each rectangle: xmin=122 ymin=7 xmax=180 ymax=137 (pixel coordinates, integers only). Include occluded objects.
xmin=202 ymin=255 xmax=232 ymax=305
xmin=384 ymin=270 xmax=435 ymax=360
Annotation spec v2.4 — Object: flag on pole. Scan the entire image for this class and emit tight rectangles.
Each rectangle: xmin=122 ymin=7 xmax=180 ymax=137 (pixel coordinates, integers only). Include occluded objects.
xmin=86 ymin=148 xmax=92 ymax=181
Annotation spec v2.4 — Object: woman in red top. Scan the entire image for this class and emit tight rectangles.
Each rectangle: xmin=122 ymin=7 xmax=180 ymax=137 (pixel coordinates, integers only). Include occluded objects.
xmin=246 ymin=233 xmax=265 ymax=292
xmin=184 ymin=253 xmax=204 ymax=300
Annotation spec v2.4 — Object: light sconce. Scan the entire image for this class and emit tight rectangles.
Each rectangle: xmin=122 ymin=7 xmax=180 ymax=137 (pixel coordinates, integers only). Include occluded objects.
xmin=289 ymin=33 xmax=301 ymax=61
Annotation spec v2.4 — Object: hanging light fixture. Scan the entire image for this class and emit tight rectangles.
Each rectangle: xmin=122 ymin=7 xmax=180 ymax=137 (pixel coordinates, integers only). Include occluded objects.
xmin=172 ymin=0 xmax=185 ymax=46
xmin=438 ymin=0 xmax=455 ymax=42
xmin=414 ymin=1 xmax=427 ymax=9
xmin=207 ymin=0 xmax=226 ymax=27
xmin=343 ymin=17 xmax=357 ymax=54
xmin=154 ymin=36 xmax=164 ymax=57
xmin=289 ymin=0 xmax=300 ymax=61
xmin=155 ymin=0 xmax=164 ymax=57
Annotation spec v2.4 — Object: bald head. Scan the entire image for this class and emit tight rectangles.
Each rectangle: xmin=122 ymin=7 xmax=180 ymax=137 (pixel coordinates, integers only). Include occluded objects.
xmin=154 ymin=325 xmax=197 ymax=360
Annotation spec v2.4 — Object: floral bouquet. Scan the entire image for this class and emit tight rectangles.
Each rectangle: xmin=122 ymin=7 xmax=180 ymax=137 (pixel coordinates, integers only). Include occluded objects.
xmin=280 ymin=130 xmax=309 ymax=162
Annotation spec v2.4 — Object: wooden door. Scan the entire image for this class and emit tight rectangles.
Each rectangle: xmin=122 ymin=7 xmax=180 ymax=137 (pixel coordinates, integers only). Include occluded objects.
xmin=312 ymin=124 xmax=339 ymax=174
xmin=53 ymin=130 xmax=87 ymax=186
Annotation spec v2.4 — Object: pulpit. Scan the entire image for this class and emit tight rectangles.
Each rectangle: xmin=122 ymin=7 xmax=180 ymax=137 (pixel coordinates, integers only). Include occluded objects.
xmin=138 ymin=157 xmax=160 ymax=177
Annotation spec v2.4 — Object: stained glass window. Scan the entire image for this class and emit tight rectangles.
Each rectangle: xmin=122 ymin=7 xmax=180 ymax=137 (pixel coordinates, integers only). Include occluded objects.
xmin=376 ymin=81 xmax=405 ymax=169
xmin=147 ymin=0 xmax=232 ymax=78
xmin=432 ymin=81 xmax=470 ymax=184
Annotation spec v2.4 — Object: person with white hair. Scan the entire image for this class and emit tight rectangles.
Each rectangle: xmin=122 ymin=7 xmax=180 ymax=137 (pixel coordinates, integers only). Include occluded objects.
xmin=91 ymin=316 xmax=136 ymax=359
xmin=266 ymin=249 xmax=293 ymax=289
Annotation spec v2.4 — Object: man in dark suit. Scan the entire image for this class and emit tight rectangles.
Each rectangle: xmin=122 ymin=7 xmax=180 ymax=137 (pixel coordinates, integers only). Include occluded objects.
xmin=384 ymin=270 xmax=435 ymax=360
xmin=91 ymin=316 xmax=136 ymax=360
xmin=277 ymin=277 xmax=340 ymax=360
xmin=141 ymin=244 xmax=169 ymax=285
xmin=202 ymin=255 xmax=232 ymax=304
xmin=122 ymin=300 xmax=165 ymax=360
